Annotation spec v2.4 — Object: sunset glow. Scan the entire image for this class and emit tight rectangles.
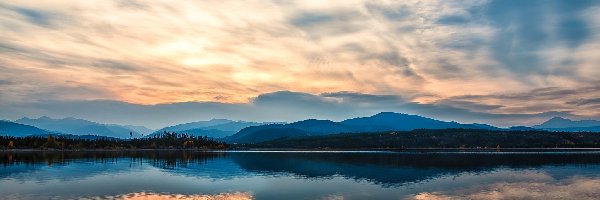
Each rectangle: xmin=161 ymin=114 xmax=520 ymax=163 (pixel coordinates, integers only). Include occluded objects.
xmin=1 ymin=0 xmax=599 ymax=127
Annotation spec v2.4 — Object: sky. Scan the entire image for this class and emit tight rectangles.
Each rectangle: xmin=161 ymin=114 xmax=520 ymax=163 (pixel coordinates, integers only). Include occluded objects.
xmin=1 ymin=0 xmax=599 ymax=129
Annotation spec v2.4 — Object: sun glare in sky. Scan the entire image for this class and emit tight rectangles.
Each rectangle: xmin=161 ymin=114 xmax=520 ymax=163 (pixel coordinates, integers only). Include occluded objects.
xmin=1 ymin=0 xmax=599 ymax=127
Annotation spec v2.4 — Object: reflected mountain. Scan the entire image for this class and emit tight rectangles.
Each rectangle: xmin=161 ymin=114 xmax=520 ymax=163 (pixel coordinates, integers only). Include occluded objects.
xmin=228 ymin=152 xmax=600 ymax=186
xmin=0 ymin=151 xmax=227 ymax=182
xmin=2 ymin=151 xmax=600 ymax=187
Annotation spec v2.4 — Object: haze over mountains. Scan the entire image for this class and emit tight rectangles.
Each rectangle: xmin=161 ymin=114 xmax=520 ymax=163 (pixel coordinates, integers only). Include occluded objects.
xmin=225 ymin=113 xmax=600 ymax=143
xmin=14 ymin=117 xmax=149 ymax=138
xmin=146 ymin=119 xmax=278 ymax=138
xmin=224 ymin=112 xmax=502 ymax=143
xmin=1 ymin=113 xmax=600 ymax=142
xmin=0 ymin=120 xmax=50 ymax=137
xmin=533 ymin=117 xmax=600 ymax=132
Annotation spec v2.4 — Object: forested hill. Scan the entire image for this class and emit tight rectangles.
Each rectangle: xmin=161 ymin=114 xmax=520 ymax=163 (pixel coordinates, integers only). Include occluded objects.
xmin=0 ymin=132 xmax=227 ymax=150
xmin=225 ymin=112 xmax=501 ymax=143
xmin=248 ymin=129 xmax=600 ymax=149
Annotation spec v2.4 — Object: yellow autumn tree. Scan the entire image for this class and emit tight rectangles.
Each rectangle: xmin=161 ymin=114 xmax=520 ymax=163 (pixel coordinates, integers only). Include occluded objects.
xmin=44 ymin=134 xmax=60 ymax=149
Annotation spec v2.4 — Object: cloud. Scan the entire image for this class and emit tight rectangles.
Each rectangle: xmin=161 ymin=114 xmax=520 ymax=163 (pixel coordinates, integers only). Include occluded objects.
xmin=567 ymin=98 xmax=600 ymax=106
xmin=554 ymin=0 xmax=596 ymax=48
xmin=0 ymin=79 xmax=12 ymax=85
xmin=0 ymin=90 xmax=590 ymax=129
xmin=290 ymin=12 xmax=334 ymax=27
xmin=437 ymin=15 xmax=470 ymax=25
xmin=434 ymin=100 xmax=503 ymax=111
xmin=92 ymin=60 xmax=140 ymax=72
xmin=412 ymin=177 xmax=600 ymax=200
xmin=449 ymin=86 xmax=600 ymax=118
xmin=481 ymin=0 xmax=600 ymax=78
xmin=365 ymin=3 xmax=412 ymax=21
xmin=320 ymin=91 xmax=403 ymax=103
xmin=1 ymin=4 xmax=58 ymax=27
xmin=0 ymin=0 xmax=599 ymax=125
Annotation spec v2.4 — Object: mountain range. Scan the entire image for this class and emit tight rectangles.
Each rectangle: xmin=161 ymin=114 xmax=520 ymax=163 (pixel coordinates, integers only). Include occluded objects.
xmin=1 ymin=113 xmax=599 ymax=142
xmin=224 ymin=112 xmax=502 ymax=143
xmin=0 ymin=120 xmax=51 ymax=137
xmin=145 ymin=119 xmax=278 ymax=138
xmin=225 ymin=113 xmax=600 ymax=143
xmin=14 ymin=117 xmax=149 ymax=138
xmin=0 ymin=120 xmax=111 ymax=139
xmin=532 ymin=117 xmax=600 ymax=132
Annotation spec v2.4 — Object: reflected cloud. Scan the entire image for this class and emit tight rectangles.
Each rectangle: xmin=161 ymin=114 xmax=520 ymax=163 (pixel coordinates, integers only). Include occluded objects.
xmin=2 ymin=151 xmax=600 ymax=200
xmin=412 ymin=177 xmax=600 ymax=200
xmin=111 ymin=192 xmax=253 ymax=200
xmin=4 ymin=151 xmax=600 ymax=190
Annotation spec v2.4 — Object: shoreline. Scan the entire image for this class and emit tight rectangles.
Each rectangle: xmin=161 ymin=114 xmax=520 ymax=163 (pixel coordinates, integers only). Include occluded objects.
xmin=3 ymin=147 xmax=600 ymax=152
xmin=0 ymin=148 xmax=225 ymax=152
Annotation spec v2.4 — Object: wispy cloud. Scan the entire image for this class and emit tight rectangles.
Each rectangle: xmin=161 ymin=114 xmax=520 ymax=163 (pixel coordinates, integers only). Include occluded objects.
xmin=0 ymin=0 xmax=599 ymax=124
xmin=0 ymin=90 xmax=582 ymax=129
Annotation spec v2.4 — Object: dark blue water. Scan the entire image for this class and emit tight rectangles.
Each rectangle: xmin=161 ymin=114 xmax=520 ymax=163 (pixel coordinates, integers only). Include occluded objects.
xmin=1 ymin=150 xmax=600 ymax=199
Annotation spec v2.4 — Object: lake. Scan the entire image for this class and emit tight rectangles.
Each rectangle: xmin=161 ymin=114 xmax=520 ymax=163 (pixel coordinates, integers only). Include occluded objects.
xmin=1 ymin=150 xmax=600 ymax=200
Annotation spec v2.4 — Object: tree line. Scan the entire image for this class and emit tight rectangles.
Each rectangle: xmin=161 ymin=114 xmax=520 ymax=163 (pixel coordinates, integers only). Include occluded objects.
xmin=250 ymin=129 xmax=600 ymax=149
xmin=0 ymin=131 xmax=228 ymax=150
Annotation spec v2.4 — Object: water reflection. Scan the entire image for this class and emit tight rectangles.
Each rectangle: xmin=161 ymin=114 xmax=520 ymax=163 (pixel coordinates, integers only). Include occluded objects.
xmin=229 ymin=152 xmax=600 ymax=186
xmin=108 ymin=192 xmax=253 ymax=200
xmin=1 ymin=150 xmax=600 ymax=200
xmin=412 ymin=177 xmax=600 ymax=200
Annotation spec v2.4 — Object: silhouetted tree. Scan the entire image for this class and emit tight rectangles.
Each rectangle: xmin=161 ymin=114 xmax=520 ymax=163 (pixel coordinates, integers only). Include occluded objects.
xmin=0 ymin=132 xmax=228 ymax=150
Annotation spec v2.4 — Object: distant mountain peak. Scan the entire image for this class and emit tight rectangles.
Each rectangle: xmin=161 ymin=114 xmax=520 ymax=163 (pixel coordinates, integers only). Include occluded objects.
xmin=534 ymin=116 xmax=600 ymax=129
xmin=289 ymin=119 xmax=338 ymax=127
xmin=13 ymin=116 xmax=144 ymax=138
xmin=226 ymin=112 xmax=500 ymax=144
xmin=375 ymin=111 xmax=396 ymax=114
xmin=210 ymin=118 xmax=233 ymax=121
xmin=547 ymin=116 xmax=571 ymax=122
xmin=370 ymin=112 xmax=437 ymax=120
xmin=17 ymin=117 xmax=31 ymax=121
xmin=372 ymin=112 xmax=407 ymax=117
xmin=20 ymin=116 xmax=89 ymax=122
xmin=146 ymin=119 xmax=269 ymax=138
xmin=17 ymin=116 xmax=51 ymax=121
xmin=344 ymin=112 xmax=443 ymax=124
xmin=297 ymin=119 xmax=330 ymax=122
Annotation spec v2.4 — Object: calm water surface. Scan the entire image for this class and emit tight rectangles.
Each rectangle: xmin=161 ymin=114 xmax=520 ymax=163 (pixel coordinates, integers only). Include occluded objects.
xmin=1 ymin=150 xmax=600 ymax=200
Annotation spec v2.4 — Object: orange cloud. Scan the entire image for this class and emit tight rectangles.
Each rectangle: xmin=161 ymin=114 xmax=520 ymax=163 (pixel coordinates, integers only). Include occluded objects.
xmin=1 ymin=0 xmax=599 ymax=119
xmin=111 ymin=192 xmax=253 ymax=200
